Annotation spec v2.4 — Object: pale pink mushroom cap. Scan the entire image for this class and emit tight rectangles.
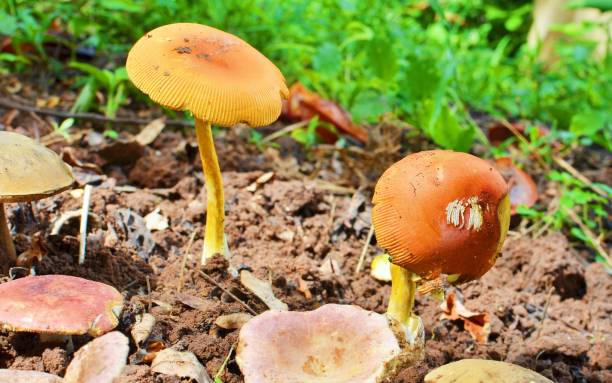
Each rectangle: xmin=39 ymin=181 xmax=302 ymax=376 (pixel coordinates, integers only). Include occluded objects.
xmin=0 ymin=275 xmax=123 ymax=337
xmin=0 ymin=369 xmax=63 ymax=383
xmin=236 ymin=304 xmax=401 ymax=383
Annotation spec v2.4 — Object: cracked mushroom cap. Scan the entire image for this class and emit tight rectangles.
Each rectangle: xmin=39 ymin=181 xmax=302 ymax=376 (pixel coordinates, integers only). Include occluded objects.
xmin=0 ymin=132 xmax=75 ymax=203
xmin=237 ymin=304 xmax=402 ymax=383
xmin=0 ymin=275 xmax=123 ymax=337
xmin=424 ymin=359 xmax=553 ymax=383
xmin=126 ymin=23 xmax=288 ymax=127
xmin=372 ymin=150 xmax=510 ymax=283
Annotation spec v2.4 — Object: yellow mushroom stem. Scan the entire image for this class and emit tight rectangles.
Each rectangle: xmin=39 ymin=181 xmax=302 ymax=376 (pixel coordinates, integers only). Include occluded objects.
xmin=0 ymin=203 xmax=17 ymax=265
xmin=195 ymin=119 xmax=227 ymax=263
xmin=387 ymin=263 xmax=422 ymax=342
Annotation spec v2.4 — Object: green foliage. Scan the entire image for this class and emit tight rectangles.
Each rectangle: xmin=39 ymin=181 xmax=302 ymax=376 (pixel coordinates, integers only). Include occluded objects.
xmin=69 ymin=62 xmax=129 ymax=118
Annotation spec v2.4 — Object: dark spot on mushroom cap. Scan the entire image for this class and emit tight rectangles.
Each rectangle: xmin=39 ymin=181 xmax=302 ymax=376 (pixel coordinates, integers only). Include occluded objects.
xmin=147 ymin=34 xmax=152 ymax=38
xmin=163 ymin=70 xmax=170 ymax=76
xmin=175 ymin=47 xmax=192 ymax=54
xmin=196 ymin=53 xmax=210 ymax=60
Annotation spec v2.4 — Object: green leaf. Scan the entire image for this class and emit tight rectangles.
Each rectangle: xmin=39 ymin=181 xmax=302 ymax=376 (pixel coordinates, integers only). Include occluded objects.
xmin=71 ymin=77 xmax=98 ymax=113
xmin=570 ymin=111 xmax=607 ymax=137
xmin=0 ymin=12 xmax=17 ymax=36
xmin=367 ymin=37 xmax=398 ymax=81
xmin=312 ymin=42 xmax=342 ymax=77
xmin=415 ymin=99 xmax=475 ymax=151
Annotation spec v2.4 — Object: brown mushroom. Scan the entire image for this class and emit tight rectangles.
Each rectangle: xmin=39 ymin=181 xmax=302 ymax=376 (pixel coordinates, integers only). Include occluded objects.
xmin=0 ymin=275 xmax=123 ymax=337
xmin=372 ymin=150 xmax=510 ymax=343
xmin=237 ymin=304 xmax=414 ymax=383
xmin=0 ymin=132 xmax=75 ymax=271
xmin=424 ymin=359 xmax=552 ymax=383
xmin=126 ymin=23 xmax=287 ymax=263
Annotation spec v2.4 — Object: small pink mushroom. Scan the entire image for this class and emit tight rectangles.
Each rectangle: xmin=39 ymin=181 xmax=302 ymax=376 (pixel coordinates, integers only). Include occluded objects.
xmin=0 ymin=275 xmax=123 ymax=337
xmin=237 ymin=304 xmax=415 ymax=383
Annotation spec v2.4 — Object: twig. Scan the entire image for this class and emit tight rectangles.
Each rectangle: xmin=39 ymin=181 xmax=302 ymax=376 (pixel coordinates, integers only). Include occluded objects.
xmin=177 ymin=231 xmax=197 ymax=293
xmin=146 ymin=276 xmax=152 ymax=312
xmin=536 ymin=286 xmax=555 ymax=339
xmin=553 ymin=156 xmax=608 ymax=198
xmin=0 ymin=97 xmax=194 ymax=127
xmin=262 ymin=120 xmax=309 ymax=143
xmin=355 ymin=224 xmax=375 ymax=274
xmin=78 ymin=184 xmax=93 ymax=264
xmin=199 ymin=271 xmax=258 ymax=315
xmin=563 ymin=207 xmax=610 ymax=265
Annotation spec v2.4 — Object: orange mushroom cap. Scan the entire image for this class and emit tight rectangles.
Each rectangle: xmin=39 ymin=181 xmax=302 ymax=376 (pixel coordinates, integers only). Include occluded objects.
xmin=0 ymin=275 xmax=123 ymax=337
xmin=372 ymin=150 xmax=510 ymax=283
xmin=126 ymin=23 xmax=288 ymax=127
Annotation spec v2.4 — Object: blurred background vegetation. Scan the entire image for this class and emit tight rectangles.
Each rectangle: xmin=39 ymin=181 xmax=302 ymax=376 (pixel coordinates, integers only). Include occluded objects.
xmin=0 ymin=0 xmax=610 ymax=262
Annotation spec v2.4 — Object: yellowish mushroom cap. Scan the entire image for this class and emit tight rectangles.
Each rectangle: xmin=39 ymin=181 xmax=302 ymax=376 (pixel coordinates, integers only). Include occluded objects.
xmin=126 ymin=23 xmax=289 ymax=127
xmin=0 ymin=132 xmax=75 ymax=203
xmin=425 ymin=359 xmax=553 ymax=383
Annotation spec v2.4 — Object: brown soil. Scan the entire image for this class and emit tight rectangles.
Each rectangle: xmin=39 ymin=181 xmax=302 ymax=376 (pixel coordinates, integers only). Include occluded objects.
xmin=0 ymin=118 xmax=610 ymax=383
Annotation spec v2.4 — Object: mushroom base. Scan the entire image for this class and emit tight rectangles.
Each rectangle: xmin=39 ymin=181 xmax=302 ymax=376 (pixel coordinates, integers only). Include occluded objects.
xmin=237 ymin=304 xmax=423 ymax=383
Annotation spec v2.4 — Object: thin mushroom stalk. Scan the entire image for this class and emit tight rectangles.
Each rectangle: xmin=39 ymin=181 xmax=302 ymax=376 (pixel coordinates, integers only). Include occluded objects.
xmin=0 ymin=203 xmax=17 ymax=265
xmin=195 ymin=119 xmax=228 ymax=262
xmin=387 ymin=263 xmax=423 ymax=346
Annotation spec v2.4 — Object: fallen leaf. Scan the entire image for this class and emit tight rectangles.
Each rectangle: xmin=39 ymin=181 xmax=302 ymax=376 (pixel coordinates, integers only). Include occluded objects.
xmin=64 ymin=331 xmax=129 ymax=383
xmin=215 ymin=312 xmax=253 ymax=330
xmin=492 ymin=157 xmax=538 ymax=214
xmin=282 ymin=82 xmax=368 ymax=144
xmin=176 ymin=292 xmax=208 ymax=311
xmin=487 ymin=121 xmax=550 ymax=146
xmin=0 ymin=369 xmax=62 ymax=383
xmin=240 ymin=270 xmax=288 ymax=311
xmin=61 ymin=147 xmax=103 ymax=174
xmin=97 ymin=139 xmax=144 ymax=166
xmin=131 ymin=313 xmax=156 ymax=347
xmin=15 ymin=232 xmax=46 ymax=268
xmin=151 ymin=349 xmax=213 ymax=383
xmin=135 ymin=118 xmax=166 ymax=146
xmin=440 ymin=292 xmax=490 ymax=344
xmin=144 ymin=208 xmax=169 ymax=231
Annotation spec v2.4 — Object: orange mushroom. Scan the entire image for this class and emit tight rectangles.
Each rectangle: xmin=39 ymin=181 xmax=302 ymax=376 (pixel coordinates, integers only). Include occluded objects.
xmin=126 ymin=23 xmax=288 ymax=263
xmin=372 ymin=150 xmax=510 ymax=339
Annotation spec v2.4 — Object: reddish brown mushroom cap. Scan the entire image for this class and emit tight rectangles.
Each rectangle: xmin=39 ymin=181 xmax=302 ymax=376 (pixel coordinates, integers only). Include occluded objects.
xmin=372 ymin=150 xmax=510 ymax=283
xmin=0 ymin=275 xmax=123 ymax=337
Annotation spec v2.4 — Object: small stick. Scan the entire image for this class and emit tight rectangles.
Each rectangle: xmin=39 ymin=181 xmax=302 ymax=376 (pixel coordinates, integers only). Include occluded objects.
xmin=536 ymin=286 xmax=555 ymax=339
xmin=355 ymin=224 xmax=375 ymax=274
xmin=199 ymin=271 xmax=258 ymax=315
xmin=146 ymin=276 xmax=152 ymax=312
xmin=563 ymin=207 xmax=610 ymax=265
xmin=177 ymin=231 xmax=197 ymax=293
xmin=78 ymin=184 xmax=93 ymax=264
xmin=553 ymin=156 xmax=608 ymax=198
xmin=262 ymin=120 xmax=309 ymax=143
xmin=0 ymin=97 xmax=194 ymax=127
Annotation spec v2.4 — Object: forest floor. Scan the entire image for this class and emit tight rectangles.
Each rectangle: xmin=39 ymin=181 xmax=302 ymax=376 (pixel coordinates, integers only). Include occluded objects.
xmin=0 ymin=78 xmax=610 ymax=382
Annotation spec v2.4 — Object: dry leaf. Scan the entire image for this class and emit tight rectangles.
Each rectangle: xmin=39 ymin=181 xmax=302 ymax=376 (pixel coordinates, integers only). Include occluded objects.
xmin=0 ymin=369 xmax=62 ymax=383
xmin=135 ymin=118 xmax=166 ymax=146
xmin=151 ymin=349 xmax=213 ymax=383
xmin=176 ymin=292 xmax=208 ymax=311
xmin=215 ymin=312 xmax=253 ymax=330
xmin=492 ymin=157 xmax=538 ymax=215
xmin=282 ymin=82 xmax=368 ymax=144
xmin=131 ymin=313 xmax=156 ymax=347
xmin=240 ymin=270 xmax=288 ymax=311
xmin=64 ymin=331 xmax=129 ymax=383
xmin=440 ymin=292 xmax=490 ymax=344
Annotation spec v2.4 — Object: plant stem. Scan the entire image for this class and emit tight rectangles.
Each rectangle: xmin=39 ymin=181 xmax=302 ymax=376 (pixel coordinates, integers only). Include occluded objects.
xmin=0 ymin=203 xmax=17 ymax=268
xmin=195 ymin=119 xmax=227 ymax=263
